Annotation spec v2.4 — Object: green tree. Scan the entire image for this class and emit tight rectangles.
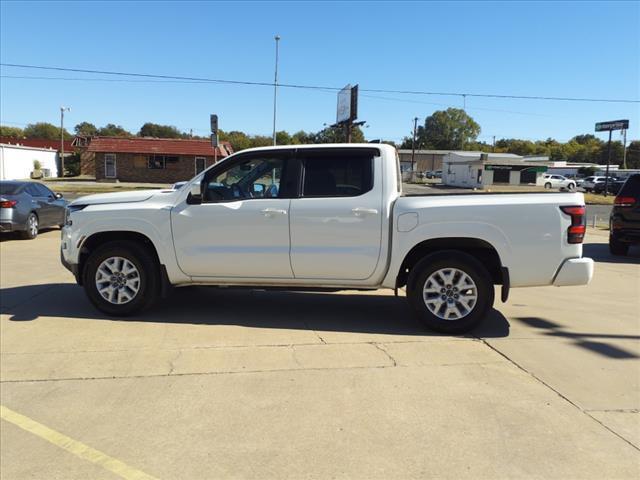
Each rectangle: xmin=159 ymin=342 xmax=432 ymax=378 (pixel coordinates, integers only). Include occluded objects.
xmin=419 ymin=108 xmax=480 ymax=150
xmin=0 ymin=125 xmax=24 ymax=138
xmin=97 ymin=124 xmax=131 ymax=137
xmin=625 ymin=140 xmax=640 ymax=169
xmin=74 ymin=122 xmax=98 ymax=136
xmin=23 ymin=122 xmax=72 ymax=140
xmin=138 ymin=122 xmax=187 ymax=138
xmin=312 ymin=125 xmax=365 ymax=143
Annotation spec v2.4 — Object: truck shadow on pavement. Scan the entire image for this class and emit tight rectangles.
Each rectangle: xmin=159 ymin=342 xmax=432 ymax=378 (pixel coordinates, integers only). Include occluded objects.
xmin=583 ymin=243 xmax=640 ymax=264
xmin=515 ymin=317 xmax=639 ymax=359
xmin=0 ymin=283 xmax=510 ymax=338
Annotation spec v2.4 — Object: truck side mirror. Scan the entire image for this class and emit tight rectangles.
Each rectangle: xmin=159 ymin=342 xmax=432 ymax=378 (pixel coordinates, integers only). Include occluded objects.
xmin=187 ymin=182 xmax=203 ymax=204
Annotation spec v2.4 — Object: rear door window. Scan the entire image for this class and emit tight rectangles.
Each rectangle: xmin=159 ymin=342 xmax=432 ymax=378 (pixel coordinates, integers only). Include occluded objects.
xmin=618 ymin=175 xmax=640 ymax=197
xmin=0 ymin=183 xmax=22 ymax=195
xmin=300 ymin=149 xmax=375 ymax=198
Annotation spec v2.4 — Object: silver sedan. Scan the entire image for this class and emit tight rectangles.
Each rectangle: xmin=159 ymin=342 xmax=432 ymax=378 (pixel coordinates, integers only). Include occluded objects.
xmin=0 ymin=181 xmax=68 ymax=239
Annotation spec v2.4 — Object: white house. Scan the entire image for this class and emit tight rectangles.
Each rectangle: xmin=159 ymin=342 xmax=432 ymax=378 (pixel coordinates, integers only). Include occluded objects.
xmin=442 ymin=152 xmax=548 ymax=188
xmin=0 ymin=143 xmax=60 ymax=180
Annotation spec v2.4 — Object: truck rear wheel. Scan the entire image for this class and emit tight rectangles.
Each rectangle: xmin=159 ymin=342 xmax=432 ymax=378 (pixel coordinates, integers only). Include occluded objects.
xmin=406 ymin=251 xmax=494 ymax=334
xmin=82 ymin=241 xmax=159 ymax=316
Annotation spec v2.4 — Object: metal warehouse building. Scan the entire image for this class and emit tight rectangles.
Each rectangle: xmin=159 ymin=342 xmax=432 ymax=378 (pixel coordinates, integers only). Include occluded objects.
xmin=442 ymin=152 xmax=548 ymax=189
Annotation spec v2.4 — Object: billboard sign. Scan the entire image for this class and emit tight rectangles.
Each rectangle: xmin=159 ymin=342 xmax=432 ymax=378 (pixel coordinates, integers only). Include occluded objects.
xmin=337 ymin=85 xmax=352 ymax=123
xmin=336 ymin=84 xmax=358 ymax=123
xmin=595 ymin=119 xmax=629 ymax=132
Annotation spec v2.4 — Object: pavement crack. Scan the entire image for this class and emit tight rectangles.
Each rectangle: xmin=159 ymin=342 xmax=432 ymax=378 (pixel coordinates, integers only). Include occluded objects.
xmin=477 ymin=337 xmax=640 ymax=452
xmin=167 ymin=350 xmax=182 ymax=375
xmin=372 ymin=343 xmax=397 ymax=367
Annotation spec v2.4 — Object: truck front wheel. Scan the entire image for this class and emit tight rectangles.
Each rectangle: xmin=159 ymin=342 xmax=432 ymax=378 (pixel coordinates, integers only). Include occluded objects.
xmin=406 ymin=251 xmax=494 ymax=334
xmin=83 ymin=241 xmax=159 ymax=316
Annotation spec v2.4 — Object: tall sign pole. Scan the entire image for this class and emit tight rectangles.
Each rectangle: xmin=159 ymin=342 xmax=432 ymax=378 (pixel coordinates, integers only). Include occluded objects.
xmin=210 ymin=114 xmax=219 ymax=164
xmin=595 ymin=119 xmax=629 ymax=197
xmin=272 ymin=35 xmax=281 ymax=146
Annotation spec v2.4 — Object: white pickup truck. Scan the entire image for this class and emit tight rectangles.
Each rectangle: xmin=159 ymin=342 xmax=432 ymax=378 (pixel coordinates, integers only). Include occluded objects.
xmin=61 ymin=144 xmax=593 ymax=333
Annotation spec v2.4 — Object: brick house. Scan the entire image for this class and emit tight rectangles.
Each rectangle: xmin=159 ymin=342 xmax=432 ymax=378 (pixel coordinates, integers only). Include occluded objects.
xmin=79 ymin=137 xmax=232 ymax=183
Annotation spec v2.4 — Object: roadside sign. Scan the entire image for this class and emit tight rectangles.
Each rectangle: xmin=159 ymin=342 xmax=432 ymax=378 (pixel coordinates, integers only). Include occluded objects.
xmin=595 ymin=119 xmax=629 ymax=132
xmin=211 ymin=133 xmax=219 ymax=148
xmin=336 ymin=84 xmax=358 ymax=124
xmin=210 ymin=114 xmax=218 ymax=133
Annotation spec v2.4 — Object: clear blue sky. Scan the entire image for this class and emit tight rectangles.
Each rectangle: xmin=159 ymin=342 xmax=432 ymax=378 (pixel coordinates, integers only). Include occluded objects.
xmin=1 ymin=1 xmax=639 ymax=144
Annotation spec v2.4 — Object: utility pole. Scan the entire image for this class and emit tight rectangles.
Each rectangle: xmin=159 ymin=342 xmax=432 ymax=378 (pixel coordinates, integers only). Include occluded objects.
xmin=492 ymin=135 xmax=496 ymax=152
xmin=411 ymin=117 xmax=418 ymax=173
xmin=59 ymin=106 xmax=70 ymax=177
xmin=272 ymin=35 xmax=281 ymax=146
xmin=622 ymin=129 xmax=628 ymax=170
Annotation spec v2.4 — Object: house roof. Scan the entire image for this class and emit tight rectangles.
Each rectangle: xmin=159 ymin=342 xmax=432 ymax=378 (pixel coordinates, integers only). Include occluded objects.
xmin=85 ymin=136 xmax=232 ymax=157
xmin=397 ymin=149 xmax=453 ymax=155
xmin=0 ymin=136 xmax=74 ymax=151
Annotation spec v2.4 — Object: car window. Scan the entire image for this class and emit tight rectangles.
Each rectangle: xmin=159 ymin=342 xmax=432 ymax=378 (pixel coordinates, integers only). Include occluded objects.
xmin=24 ymin=184 xmax=41 ymax=196
xmin=0 ymin=183 xmax=22 ymax=195
xmin=34 ymin=183 xmax=53 ymax=197
xmin=300 ymin=150 xmax=374 ymax=198
xmin=204 ymin=155 xmax=286 ymax=202
xmin=618 ymin=175 xmax=640 ymax=197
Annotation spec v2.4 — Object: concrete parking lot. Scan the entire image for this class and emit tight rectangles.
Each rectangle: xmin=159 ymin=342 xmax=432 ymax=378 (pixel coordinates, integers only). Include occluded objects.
xmin=1 ymin=229 xmax=638 ymax=479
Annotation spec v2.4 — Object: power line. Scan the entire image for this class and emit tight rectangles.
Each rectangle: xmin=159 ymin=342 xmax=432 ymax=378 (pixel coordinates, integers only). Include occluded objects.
xmin=1 ymin=63 xmax=638 ymax=104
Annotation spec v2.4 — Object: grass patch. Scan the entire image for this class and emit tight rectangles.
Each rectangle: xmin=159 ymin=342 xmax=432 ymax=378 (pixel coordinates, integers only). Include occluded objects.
xmin=583 ymin=193 xmax=615 ymax=205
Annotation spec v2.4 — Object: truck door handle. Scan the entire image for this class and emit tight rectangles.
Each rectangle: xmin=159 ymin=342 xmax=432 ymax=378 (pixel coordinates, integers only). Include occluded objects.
xmin=261 ymin=208 xmax=287 ymax=216
xmin=351 ymin=207 xmax=378 ymax=216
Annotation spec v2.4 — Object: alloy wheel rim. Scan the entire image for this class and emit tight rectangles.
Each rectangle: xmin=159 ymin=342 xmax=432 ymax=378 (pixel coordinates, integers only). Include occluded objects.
xmin=95 ymin=256 xmax=141 ymax=305
xmin=29 ymin=215 xmax=38 ymax=236
xmin=422 ymin=267 xmax=478 ymax=320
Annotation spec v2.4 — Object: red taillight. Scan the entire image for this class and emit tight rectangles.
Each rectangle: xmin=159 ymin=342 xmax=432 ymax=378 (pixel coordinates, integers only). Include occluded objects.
xmin=560 ymin=205 xmax=586 ymax=244
xmin=0 ymin=200 xmax=17 ymax=208
xmin=614 ymin=196 xmax=636 ymax=207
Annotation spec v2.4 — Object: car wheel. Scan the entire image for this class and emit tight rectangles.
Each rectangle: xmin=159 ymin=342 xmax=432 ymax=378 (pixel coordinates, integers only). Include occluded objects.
xmin=544 ymin=182 xmax=552 ymax=189
xmin=609 ymin=236 xmax=629 ymax=256
xmin=567 ymin=183 xmax=575 ymax=191
xmin=406 ymin=251 xmax=495 ymax=334
xmin=82 ymin=241 xmax=160 ymax=316
xmin=21 ymin=213 xmax=38 ymax=240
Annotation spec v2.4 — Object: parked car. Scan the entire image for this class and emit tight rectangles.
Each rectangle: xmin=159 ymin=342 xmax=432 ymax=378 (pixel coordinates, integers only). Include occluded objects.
xmin=171 ymin=181 xmax=188 ymax=190
xmin=583 ymin=176 xmax=615 ymax=193
xmin=609 ymin=174 xmax=640 ymax=256
xmin=541 ymin=174 xmax=576 ymax=190
xmin=0 ymin=181 xmax=68 ymax=239
xmin=593 ymin=178 xmax=625 ymax=195
xmin=61 ymin=144 xmax=593 ymax=333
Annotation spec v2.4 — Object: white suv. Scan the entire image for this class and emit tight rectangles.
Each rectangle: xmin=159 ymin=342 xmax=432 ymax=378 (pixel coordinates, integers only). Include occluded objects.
xmin=541 ymin=174 xmax=576 ymax=191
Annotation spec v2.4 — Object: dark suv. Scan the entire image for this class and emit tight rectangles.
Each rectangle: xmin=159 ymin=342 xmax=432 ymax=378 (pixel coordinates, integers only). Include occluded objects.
xmin=609 ymin=174 xmax=640 ymax=255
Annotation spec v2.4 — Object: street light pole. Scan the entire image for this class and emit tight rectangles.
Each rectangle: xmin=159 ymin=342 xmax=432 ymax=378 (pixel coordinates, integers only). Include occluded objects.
xmin=60 ymin=106 xmax=70 ymax=177
xmin=272 ymin=35 xmax=281 ymax=146
xmin=411 ymin=117 xmax=418 ymax=173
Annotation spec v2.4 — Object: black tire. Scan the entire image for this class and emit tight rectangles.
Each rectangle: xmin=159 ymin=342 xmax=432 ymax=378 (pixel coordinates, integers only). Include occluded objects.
xmin=609 ymin=236 xmax=629 ymax=256
xmin=544 ymin=182 xmax=552 ymax=189
xmin=82 ymin=240 xmax=159 ymax=316
xmin=21 ymin=212 xmax=38 ymax=240
xmin=567 ymin=183 xmax=575 ymax=191
xmin=406 ymin=251 xmax=495 ymax=334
